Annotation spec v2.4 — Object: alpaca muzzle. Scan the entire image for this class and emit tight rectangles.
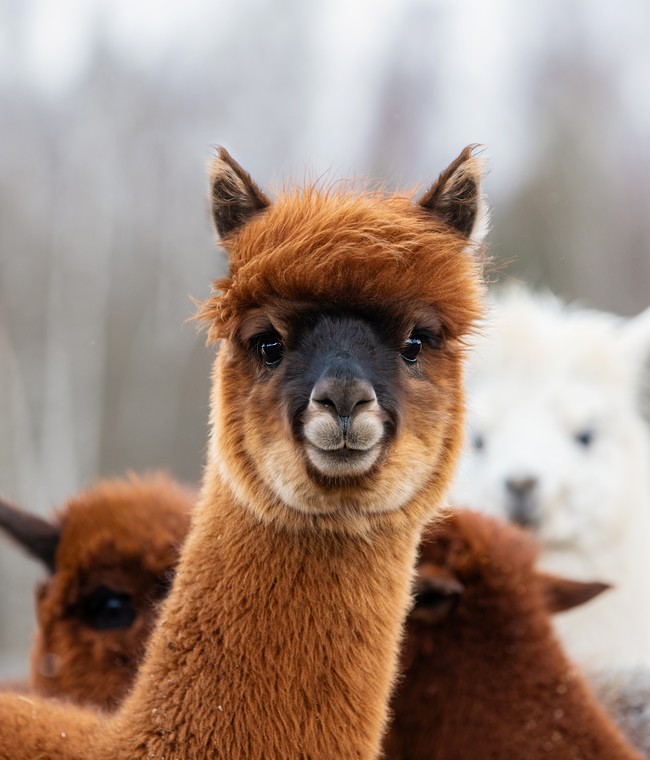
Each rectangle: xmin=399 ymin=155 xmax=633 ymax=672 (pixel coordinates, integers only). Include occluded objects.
xmin=302 ymin=374 xmax=386 ymax=476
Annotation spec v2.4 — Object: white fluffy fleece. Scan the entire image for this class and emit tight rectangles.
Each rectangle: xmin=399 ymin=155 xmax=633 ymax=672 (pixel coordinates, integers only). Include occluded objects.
xmin=451 ymin=287 xmax=650 ymax=668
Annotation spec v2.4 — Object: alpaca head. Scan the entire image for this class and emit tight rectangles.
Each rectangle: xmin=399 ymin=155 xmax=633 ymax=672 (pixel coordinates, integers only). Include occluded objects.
xmin=199 ymin=148 xmax=487 ymax=532
xmin=404 ymin=509 xmax=608 ymax=664
xmin=0 ymin=473 xmax=192 ymax=709
xmin=451 ymin=288 xmax=650 ymax=547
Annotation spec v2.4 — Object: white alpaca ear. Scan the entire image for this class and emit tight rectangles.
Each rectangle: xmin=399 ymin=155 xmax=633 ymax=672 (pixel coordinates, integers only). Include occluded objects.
xmin=620 ymin=306 xmax=650 ymax=367
xmin=417 ymin=145 xmax=489 ymax=243
xmin=209 ymin=147 xmax=271 ymax=239
xmin=620 ymin=306 xmax=650 ymax=408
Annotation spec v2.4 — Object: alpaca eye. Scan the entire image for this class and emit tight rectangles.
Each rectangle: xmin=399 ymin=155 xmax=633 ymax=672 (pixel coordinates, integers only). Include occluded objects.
xmin=76 ymin=585 xmax=136 ymax=631
xmin=401 ymin=337 xmax=422 ymax=363
xmin=575 ymin=428 xmax=595 ymax=448
xmin=253 ymin=333 xmax=283 ymax=367
xmin=472 ymin=433 xmax=485 ymax=452
xmin=414 ymin=589 xmax=451 ymax=610
xmin=153 ymin=568 xmax=176 ymax=600
xmin=261 ymin=341 xmax=283 ymax=366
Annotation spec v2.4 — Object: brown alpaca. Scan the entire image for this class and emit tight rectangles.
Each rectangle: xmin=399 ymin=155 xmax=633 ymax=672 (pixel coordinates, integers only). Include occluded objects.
xmin=0 ymin=472 xmax=193 ymax=710
xmin=384 ymin=509 xmax=644 ymax=760
xmin=0 ymin=146 xmax=486 ymax=759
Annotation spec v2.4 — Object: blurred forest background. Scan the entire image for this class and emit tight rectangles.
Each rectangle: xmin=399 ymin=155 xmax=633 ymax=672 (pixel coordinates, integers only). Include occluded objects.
xmin=1 ymin=0 xmax=649 ymax=674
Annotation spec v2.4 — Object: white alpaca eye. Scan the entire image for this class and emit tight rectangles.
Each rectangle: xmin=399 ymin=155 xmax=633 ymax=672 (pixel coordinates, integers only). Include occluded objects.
xmin=574 ymin=428 xmax=595 ymax=448
xmin=472 ymin=433 xmax=485 ymax=451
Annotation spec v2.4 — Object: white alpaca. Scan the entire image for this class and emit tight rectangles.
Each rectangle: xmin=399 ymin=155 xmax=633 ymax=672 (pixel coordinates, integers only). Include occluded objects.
xmin=450 ymin=286 xmax=650 ymax=668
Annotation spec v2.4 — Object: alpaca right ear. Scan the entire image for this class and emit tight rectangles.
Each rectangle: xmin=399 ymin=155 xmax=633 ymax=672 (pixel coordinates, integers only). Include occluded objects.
xmin=620 ymin=306 xmax=650 ymax=389
xmin=539 ymin=572 xmax=611 ymax=614
xmin=0 ymin=497 xmax=60 ymax=573
xmin=209 ymin=147 xmax=271 ymax=239
xmin=417 ymin=145 xmax=489 ymax=243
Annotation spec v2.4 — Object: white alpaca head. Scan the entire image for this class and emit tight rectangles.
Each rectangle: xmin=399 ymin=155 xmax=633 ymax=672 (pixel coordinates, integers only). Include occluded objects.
xmin=451 ymin=287 xmax=650 ymax=549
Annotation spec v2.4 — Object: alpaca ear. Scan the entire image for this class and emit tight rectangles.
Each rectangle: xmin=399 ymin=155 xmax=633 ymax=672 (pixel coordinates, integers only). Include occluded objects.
xmin=620 ymin=306 xmax=650 ymax=387
xmin=418 ymin=145 xmax=489 ymax=242
xmin=209 ymin=147 xmax=271 ymax=239
xmin=539 ymin=572 xmax=610 ymax=614
xmin=0 ymin=497 xmax=60 ymax=573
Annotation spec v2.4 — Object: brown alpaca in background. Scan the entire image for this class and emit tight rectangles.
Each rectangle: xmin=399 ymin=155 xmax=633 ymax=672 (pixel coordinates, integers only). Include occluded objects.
xmin=0 ymin=472 xmax=193 ymax=710
xmin=384 ymin=510 xmax=644 ymax=760
xmin=0 ymin=145 xmax=486 ymax=759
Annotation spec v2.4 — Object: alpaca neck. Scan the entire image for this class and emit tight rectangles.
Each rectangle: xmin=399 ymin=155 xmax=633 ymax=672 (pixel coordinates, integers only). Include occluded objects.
xmin=116 ymin=472 xmax=421 ymax=759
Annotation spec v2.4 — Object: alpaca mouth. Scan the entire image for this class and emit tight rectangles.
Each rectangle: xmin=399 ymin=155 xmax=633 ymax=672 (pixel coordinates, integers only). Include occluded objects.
xmin=305 ymin=442 xmax=383 ymax=478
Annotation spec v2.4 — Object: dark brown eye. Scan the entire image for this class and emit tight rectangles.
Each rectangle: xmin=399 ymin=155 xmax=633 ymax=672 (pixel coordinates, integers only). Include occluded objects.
xmin=401 ymin=336 xmax=422 ymax=363
xmin=74 ymin=585 xmax=136 ymax=631
xmin=258 ymin=336 xmax=283 ymax=367
xmin=575 ymin=428 xmax=595 ymax=448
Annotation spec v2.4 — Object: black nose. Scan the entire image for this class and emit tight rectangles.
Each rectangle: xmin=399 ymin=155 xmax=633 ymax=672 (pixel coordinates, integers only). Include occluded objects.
xmin=505 ymin=476 xmax=538 ymax=499
xmin=505 ymin=476 xmax=539 ymax=528
xmin=311 ymin=376 xmax=376 ymax=419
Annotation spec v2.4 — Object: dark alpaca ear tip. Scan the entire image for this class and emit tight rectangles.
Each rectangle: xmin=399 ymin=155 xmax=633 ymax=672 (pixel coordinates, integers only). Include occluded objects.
xmin=211 ymin=145 xmax=239 ymax=175
xmin=0 ymin=497 xmax=60 ymax=573
xmin=539 ymin=572 xmax=612 ymax=614
xmin=208 ymin=147 xmax=271 ymax=239
xmin=417 ymin=145 xmax=490 ymax=242
xmin=216 ymin=145 xmax=232 ymax=162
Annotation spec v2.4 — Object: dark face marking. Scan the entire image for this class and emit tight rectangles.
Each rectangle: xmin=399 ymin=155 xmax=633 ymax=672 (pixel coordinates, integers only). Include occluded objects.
xmin=240 ymin=305 xmax=445 ymax=481
xmin=280 ymin=312 xmax=402 ymax=442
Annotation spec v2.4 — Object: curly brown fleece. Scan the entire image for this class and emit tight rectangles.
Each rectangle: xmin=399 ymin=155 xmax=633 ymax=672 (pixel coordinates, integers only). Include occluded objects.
xmin=384 ymin=510 xmax=644 ymax=760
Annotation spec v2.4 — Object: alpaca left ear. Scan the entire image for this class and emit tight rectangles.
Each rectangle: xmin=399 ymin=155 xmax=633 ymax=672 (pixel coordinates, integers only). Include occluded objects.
xmin=539 ymin=572 xmax=610 ymax=614
xmin=209 ymin=147 xmax=271 ymax=239
xmin=0 ymin=497 xmax=60 ymax=573
xmin=418 ymin=145 xmax=489 ymax=242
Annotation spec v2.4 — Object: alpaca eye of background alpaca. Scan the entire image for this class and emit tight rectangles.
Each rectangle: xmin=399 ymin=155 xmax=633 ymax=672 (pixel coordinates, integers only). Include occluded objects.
xmin=76 ymin=585 xmax=137 ymax=631
xmin=401 ymin=336 xmax=422 ymax=363
xmin=414 ymin=588 xmax=452 ymax=611
xmin=472 ymin=433 xmax=485 ymax=451
xmin=574 ymin=428 xmax=595 ymax=448
xmin=152 ymin=568 xmax=176 ymax=600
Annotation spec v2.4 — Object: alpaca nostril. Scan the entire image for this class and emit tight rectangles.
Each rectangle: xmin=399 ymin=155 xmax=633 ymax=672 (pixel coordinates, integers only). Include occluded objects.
xmin=311 ymin=377 xmax=377 ymax=420
xmin=505 ymin=476 xmax=538 ymax=498
xmin=313 ymin=397 xmax=337 ymax=411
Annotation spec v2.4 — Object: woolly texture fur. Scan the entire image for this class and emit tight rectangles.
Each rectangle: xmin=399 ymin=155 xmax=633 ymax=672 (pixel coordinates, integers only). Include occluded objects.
xmin=199 ymin=149 xmax=485 ymax=349
xmin=0 ymin=147 xmax=485 ymax=759
xmin=31 ymin=473 xmax=192 ymax=709
xmin=451 ymin=286 xmax=650 ymax=668
xmin=384 ymin=510 xmax=644 ymax=760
